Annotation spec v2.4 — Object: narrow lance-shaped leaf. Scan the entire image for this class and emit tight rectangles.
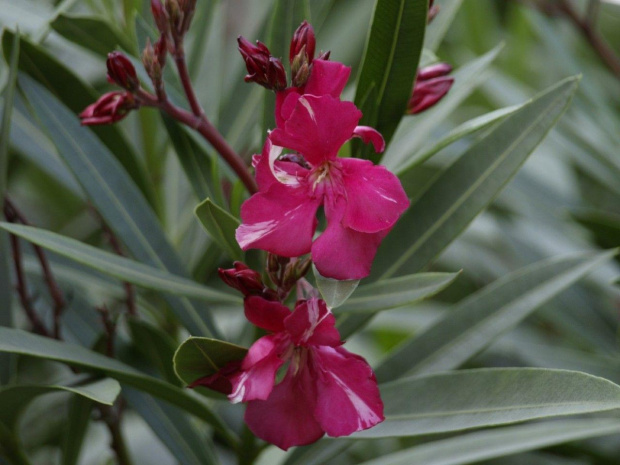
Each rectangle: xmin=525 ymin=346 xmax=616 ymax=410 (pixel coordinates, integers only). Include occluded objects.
xmin=0 ymin=378 xmax=120 ymax=429
xmin=195 ymin=198 xmax=243 ymax=261
xmin=18 ymin=76 xmax=222 ymax=337
xmin=357 ymin=418 xmax=620 ymax=465
xmin=0 ymin=30 xmax=154 ymax=205
xmin=354 ymin=368 xmax=620 ymax=438
xmin=336 ymin=271 xmax=459 ymax=314
xmin=62 ymin=396 xmax=93 ymax=465
xmin=0 ymin=327 xmax=239 ymax=446
xmin=353 ymin=0 xmax=428 ymax=161
xmin=374 ymin=250 xmax=616 ymax=383
xmin=0 ymin=222 xmax=239 ymax=304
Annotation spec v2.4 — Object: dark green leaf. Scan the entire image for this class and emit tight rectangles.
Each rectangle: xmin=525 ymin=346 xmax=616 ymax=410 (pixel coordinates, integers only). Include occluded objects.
xmin=354 ymin=0 xmax=428 ymax=161
xmin=173 ymin=336 xmax=247 ymax=386
xmin=61 ymin=396 xmax=93 ymax=465
xmin=0 ymin=327 xmax=238 ymax=446
xmin=375 ymin=250 xmax=616 ymax=382
xmin=19 ymin=76 xmax=222 ymax=337
xmin=194 ymin=198 xmax=243 ymax=261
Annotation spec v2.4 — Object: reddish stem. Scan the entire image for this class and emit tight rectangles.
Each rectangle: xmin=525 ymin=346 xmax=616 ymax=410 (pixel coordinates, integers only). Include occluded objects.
xmin=174 ymin=49 xmax=204 ymax=118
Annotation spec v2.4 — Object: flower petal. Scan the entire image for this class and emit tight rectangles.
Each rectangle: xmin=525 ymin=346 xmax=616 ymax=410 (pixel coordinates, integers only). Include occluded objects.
xmin=244 ymin=296 xmax=290 ymax=332
xmin=312 ymin=346 xmax=384 ymax=437
xmin=244 ymin=364 xmax=324 ymax=450
xmin=229 ymin=334 xmax=287 ymax=403
xmin=284 ymin=298 xmax=341 ymax=347
xmin=236 ymin=181 xmax=320 ymax=257
xmin=275 ymin=88 xmax=301 ymax=128
xmin=304 ymin=59 xmax=351 ymax=98
xmin=270 ymin=95 xmax=361 ymax=166
xmin=340 ymin=158 xmax=409 ymax=233
xmin=352 ymin=126 xmax=385 ymax=153
xmin=311 ymin=199 xmax=387 ymax=280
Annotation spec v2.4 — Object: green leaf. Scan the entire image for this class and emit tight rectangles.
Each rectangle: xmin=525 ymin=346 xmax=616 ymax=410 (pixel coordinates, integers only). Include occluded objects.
xmin=375 ymin=251 xmax=615 ymax=382
xmin=50 ymin=14 xmax=135 ymax=56
xmin=355 ymin=368 xmax=620 ymax=438
xmin=0 ymin=327 xmax=238 ymax=446
xmin=19 ymin=76 xmax=222 ymax=337
xmin=423 ymin=0 xmax=464 ymax=52
xmin=384 ymin=44 xmax=504 ymax=172
xmin=194 ymin=198 xmax=243 ymax=261
xmin=173 ymin=336 xmax=247 ymax=386
xmin=1 ymin=30 xmax=154 ymax=206
xmin=123 ymin=387 xmax=219 ymax=465
xmin=354 ymin=0 xmax=428 ymax=161
xmin=0 ymin=377 xmax=120 ymax=429
xmin=336 ymin=271 xmax=459 ymax=314
xmin=0 ymin=29 xmax=19 ymax=384
xmin=61 ymin=396 xmax=93 ymax=465
xmin=313 ymin=265 xmax=360 ymax=309
xmin=163 ymin=117 xmax=221 ymax=204
xmin=375 ymin=76 xmax=580 ymax=280
xmin=0 ymin=223 xmax=239 ymax=304
xmin=400 ymin=103 xmax=523 ymax=173
xmin=356 ymin=418 xmax=620 ymax=465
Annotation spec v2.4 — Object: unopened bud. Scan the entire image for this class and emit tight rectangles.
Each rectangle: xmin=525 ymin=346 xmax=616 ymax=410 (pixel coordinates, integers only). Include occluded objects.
xmin=238 ymin=36 xmax=287 ymax=91
xmin=106 ymin=52 xmax=139 ymax=91
xmin=80 ymin=91 xmax=139 ymax=126
xmin=151 ymin=0 xmax=169 ymax=34
xmin=219 ymin=262 xmax=266 ymax=297
xmin=178 ymin=0 xmax=197 ymax=34
xmin=142 ymin=39 xmax=157 ymax=77
xmin=289 ymin=21 xmax=316 ymax=65
xmin=317 ymin=50 xmax=330 ymax=61
xmin=292 ymin=61 xmax=311 ymax=88
xmin=407 ymin=63 xmax=454 ymax=115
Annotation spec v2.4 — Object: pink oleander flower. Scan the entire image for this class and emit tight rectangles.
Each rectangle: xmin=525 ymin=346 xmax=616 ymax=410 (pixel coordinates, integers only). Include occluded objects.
xmin=227 ymin=296 xmax=384 ymax=450
xmin=407 ymin=62 xmax=454 ymax=114
xmin=79 ymin=91 xmax=139 ymax=125
xmin=235 ymin=59 xmax=410 ymax=280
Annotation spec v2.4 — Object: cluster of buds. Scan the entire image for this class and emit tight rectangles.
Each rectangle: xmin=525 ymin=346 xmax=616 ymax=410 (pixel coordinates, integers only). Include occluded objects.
xmin=237 ymin=37 xmax=287 ymax=91
xmin=142 ymin=36 xmax=168 ymax=95
xmin=266 ymin=254 xmax=311 ymax=300
xmin=151 ymin=0 xmax=197 ymax=42
xmin=218 ymin=262 xmax=278 ymax=301
xmin=407 ymin=62 xmax=454 ymax=115
xmin=238 ymin=20 xmax=327 ymax=91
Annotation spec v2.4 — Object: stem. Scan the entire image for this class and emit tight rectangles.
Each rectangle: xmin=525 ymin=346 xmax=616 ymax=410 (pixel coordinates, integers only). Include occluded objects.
xmin=4 ymin=197 xmax=66 ymax=338
xmin=136 ymin=90 xmax=258 ymax=194
xmin=100 ymin=403 xmax=134 ymax=465
xmin=174 ymin=47 xmax=204 ymax=118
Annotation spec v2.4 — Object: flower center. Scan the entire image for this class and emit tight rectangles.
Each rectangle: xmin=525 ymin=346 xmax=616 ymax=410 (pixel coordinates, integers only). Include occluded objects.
xmin=310 ymin=160 xmax=342 ymax=195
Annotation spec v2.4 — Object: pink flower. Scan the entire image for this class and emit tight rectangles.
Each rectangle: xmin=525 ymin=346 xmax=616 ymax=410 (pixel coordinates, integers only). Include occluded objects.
xmin=228 ymin=297 xmax=384 ymax=450
xmin=407 ymin=63 xmax=454 ymax=115
xmin=235 ymin=67 xmax=409 ymax=280
xmin=79 ymin=91 xmax=138 ymax=125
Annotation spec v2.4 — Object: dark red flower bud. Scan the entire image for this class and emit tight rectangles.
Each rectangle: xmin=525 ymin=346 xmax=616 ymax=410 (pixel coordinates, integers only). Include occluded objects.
xmin=106 ymin=52 xmax=139 ymax=91
xmin=317 ymin=50 xmax=331 ymax=61
xmin=237 ymin=36 xmax=287 ymax=91
xmin=289 ymin=21 xmax=316 ymax=65
xmin=219 ymin=262 xmax=271 ymax=298
xmin=151 ymin=0 xmax=169 ymax=34
xmin=188 ymin=360 xmax=242 ymax=395
xmin=79 ymin=91 xmax=139 ymax=125
xmin=407 ymin=63 xmax=454 ymax=115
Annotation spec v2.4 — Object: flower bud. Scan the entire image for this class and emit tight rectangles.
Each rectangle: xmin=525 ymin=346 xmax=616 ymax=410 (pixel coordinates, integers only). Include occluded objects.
xmin=106 ymin=52 xmax=139 ymax=91
xmin=238 ymin=36 xmax=287 ymax=91
xmin=317 ymin=50 xmax=331 ymax=61
xmin=219 ymin=262 xmax=272 ymax=298
xmin=290 ymin=21 xmax=315 ymax=64
xmin=407 ymin=63 xmax=454 ymax=115
xmin=80 ymin=91 xmax=139 ymax=125
xmin=151 ymin=0 xmax=169 ymax=35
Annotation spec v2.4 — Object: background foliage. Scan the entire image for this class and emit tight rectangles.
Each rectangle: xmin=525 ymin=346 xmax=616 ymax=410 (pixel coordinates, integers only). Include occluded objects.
xmin=1 ymin=0 xmax=620 ymax=464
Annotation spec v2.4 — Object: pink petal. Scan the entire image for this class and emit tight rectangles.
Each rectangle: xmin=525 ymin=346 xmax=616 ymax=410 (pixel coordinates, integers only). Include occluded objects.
xmin=352 ymin=126 xmax=385 ymax=153
xmin=284 ymin=298 xmax=341 ymax=347
xmin=312 ymin=345 xmax=384 ymax=437
xmin=253 ymin=139 xmax=310 ymax=191
xmin=244 ymin=364 xmax=324 ymax=450
xmin=275 ymin=88 xmax=301 ymax=128
xmin=340 ymin=158 xmax=410 ymax=233
xmin=229 ymin=334 xmax=288 ymax=403
xmin=304 ymin=59 xmax=351 ymax=98
xmin=311 ymin=199 xmax=387 ymax=280
xmin=244 ymin=296 xmax=291 ymax=332
xmin=236 ymin=181 xmax=320 ymax=257
xmin=269 ymin=95 xmax=362 ymax=166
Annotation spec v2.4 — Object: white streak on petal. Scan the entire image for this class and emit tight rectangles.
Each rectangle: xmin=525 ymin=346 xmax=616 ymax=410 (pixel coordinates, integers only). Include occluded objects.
xmin=330 ymin=371 xmax=382 ymax=429
xmin=236 ymin=220 xmax=278 ymax=249
xmin=267 ymin=143 xmax=300 ymax=186
xmin=299 ymin=97 xmax=316 ymax=123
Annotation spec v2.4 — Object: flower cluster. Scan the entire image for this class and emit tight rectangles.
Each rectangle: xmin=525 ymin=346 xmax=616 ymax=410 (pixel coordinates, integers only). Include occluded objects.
xmin=235 ymin=23 xmax=410 ymax=281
